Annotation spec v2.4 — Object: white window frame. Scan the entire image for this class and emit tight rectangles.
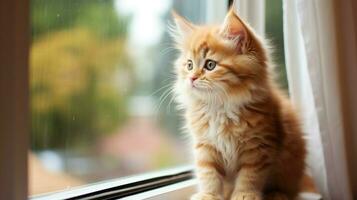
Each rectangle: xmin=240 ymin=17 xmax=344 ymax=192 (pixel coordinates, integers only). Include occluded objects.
xmin=30 ymin=166 xmax=193 ymax=200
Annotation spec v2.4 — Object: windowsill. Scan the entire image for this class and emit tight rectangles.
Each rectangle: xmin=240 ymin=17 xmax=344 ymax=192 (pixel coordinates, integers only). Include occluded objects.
xmin=30 ymin=166 xmax=193 ymax=200
xmin=30 ymin=165 xmax=322 ymax=200
xmin=124 ymin=179 xmax=323 ymax=200
xmin=122 ymin=179 xmax=197 ymax=200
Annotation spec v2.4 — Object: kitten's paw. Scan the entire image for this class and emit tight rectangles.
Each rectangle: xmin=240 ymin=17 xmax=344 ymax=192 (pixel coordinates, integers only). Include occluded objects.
xmin=191 ymin=192 xmax=222 ymax=200
xmin=230 ymin=192 xmax=262 ymax=200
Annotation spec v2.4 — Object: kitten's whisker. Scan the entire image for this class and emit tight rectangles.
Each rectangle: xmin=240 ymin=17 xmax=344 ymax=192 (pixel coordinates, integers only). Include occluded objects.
xmin=156 ymin=86 xmax=174 ymax=114
xmin=212 ymin=82 xmax=229 ymax=100
xmin=159 ymin=42 xmax=176 ymax=47
xmin=209 ymin=92 xmax=216 ymax=109
xmin=157 ymin=90 xmax=174 ymax=114
xmin=160 ymin=45 xmax=175 ymax=51
xmin=166 ymin=92 xmax=177 ymax=114
xmin=214 ymin=92 xmax=218 ymax=106
xmin=198 ymin=82 xmax=212 ymax=90
xmin=200 ymin=81 xmax=225 ymax=106
xmin=158 ymin=86 xmax=173 ymax=102
xmin=161 ymin=77 xmax=175 ymax=84
xmin=155 ymin=87 xmax=172 ymax=114
xmin=160 ymin=47 xmax=176 ymax=56
xmin=169 ymin=71 xmax=177 ymax=76
xmin=150 ymin=84 xmax=172 ymax=97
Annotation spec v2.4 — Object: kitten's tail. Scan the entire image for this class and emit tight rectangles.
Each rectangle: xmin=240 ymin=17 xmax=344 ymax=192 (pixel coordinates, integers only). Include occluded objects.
xmin=299 ymin=174 xmax=322 ymax=200
xmin=267 ymin=175 xmax=321 ymax=200
xmin=300 ymin=174 xmax=318 ymax=193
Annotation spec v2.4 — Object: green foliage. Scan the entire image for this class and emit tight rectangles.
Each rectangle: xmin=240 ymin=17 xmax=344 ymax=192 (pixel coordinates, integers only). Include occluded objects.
xmin=31 ymin=0 xmax=128 ymax=40
xmin=30 ymin=1 xmax=133 ymax=151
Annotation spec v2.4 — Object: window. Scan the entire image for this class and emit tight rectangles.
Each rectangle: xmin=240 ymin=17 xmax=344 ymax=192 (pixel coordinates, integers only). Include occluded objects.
xmin=26 ymin=0 xmax=321 ymax=199
xmin=29 ymin=0 xmax=219 ymax=197
xmin=265 ymin=0 xmax=287 ymax=90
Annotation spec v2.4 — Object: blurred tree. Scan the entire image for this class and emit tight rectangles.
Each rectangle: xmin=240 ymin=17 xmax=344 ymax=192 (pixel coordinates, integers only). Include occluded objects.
xmin=31 ymin=28 xmax=134 ymax=150
xmin=30 ymin=0 xmax=134 ymax=151
xmin=31 ymin=0 xmax=128 ymax=40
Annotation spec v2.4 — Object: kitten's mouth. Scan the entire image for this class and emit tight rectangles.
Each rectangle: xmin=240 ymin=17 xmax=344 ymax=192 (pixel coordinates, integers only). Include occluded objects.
xmin=190 ymin=82 xmax=197 ymax=89
xmin=191 ymin=84 xmax=207 ymax=92
xmin=191 ymin=83 xmax=200 ymax=89
xmin=188 ymin=81 xmax=208 ymax=92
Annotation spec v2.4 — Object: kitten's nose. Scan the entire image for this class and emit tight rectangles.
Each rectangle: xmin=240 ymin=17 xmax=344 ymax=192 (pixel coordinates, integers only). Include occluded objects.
xmin=190 ymin=76 xmax=198 ymax=84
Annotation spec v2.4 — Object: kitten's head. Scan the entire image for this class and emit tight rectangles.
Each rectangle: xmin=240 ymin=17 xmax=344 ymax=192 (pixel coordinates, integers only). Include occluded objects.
xmin=171 ymin=8 xmax=270 ymax=107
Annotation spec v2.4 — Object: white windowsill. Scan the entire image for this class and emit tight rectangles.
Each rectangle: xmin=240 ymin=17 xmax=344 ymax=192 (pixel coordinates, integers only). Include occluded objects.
xmin=30 ymin=163 xmax=323 ymax=200
xmin=124 ymin=179 xmax=323 ymax=200
xmin=30 ymin=166 xmax=193 ymax=200
xmin=122 ymin=179 xmax=197 ymax=200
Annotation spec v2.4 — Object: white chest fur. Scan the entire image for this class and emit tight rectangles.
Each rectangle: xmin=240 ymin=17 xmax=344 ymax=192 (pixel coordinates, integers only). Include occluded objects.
xmin=197 ymin=103 xmax=242 ymax=175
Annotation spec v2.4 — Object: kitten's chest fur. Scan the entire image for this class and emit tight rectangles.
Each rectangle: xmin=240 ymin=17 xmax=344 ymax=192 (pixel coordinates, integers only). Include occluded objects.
xmin=189 ymin=103 xmax=248 ymax=175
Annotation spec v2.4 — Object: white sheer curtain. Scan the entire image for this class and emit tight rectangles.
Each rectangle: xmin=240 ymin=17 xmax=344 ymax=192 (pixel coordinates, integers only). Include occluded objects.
xmin=283 ymin=0 xmax=353 ymax=199
xmin=234 ymin=0 xmax=265 ymax=36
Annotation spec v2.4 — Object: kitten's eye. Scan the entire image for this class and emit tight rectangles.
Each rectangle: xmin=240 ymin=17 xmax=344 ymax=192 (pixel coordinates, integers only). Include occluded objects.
xmin=204 ymin=59 xmax=216 ymax=71
xmin=187 ymin=60 xmax=193 ymax=71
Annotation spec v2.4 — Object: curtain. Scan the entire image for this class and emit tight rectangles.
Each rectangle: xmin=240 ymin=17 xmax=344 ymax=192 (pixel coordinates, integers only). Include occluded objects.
xmin=235 ymin=0 xmax=265 ymax=36
xmin=283 ymin=0 xmax=353 ymax=200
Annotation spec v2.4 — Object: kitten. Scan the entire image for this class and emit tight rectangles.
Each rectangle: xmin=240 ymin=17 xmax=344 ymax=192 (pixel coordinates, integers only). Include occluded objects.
xmin=171 ymin=8 xmax=306 ymax=200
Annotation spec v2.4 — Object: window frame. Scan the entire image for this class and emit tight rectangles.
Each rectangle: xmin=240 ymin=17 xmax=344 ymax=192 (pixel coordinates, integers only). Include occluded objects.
xmin=1 ymin=0 xmax=322 ymax=199
xmin=30 ymin=166 xmax=194 ymax=200
xmin=30 ymin=167 xmax=322 ymax=200
xmin=0 ymin=0 xmax=29 ymax=199
xmin=2 ymin=0 xmax=228 ymax=199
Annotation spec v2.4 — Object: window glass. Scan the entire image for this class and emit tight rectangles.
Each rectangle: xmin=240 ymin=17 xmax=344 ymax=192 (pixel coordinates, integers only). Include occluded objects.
xmin=30 ymin=0 xmax=209 ymax=196
xmin=265 ymin=0 xmax=288 ymax=90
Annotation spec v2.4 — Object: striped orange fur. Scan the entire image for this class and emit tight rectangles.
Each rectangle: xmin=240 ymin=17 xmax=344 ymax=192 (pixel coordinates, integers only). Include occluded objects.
xmin=171 ymin=8 xmax=307 ymax=200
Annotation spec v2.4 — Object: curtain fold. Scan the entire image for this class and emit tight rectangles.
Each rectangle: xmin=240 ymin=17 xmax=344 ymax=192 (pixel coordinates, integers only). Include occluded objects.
xmin=283 ymin=0 xmax=353 ymax=199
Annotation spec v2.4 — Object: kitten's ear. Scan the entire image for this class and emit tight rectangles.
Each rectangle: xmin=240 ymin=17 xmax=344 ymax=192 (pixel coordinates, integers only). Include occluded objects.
xmin=170 ymin=11 xmax=195 ymax=42
xmin=220 ymin=8 xmax=248 ymax=53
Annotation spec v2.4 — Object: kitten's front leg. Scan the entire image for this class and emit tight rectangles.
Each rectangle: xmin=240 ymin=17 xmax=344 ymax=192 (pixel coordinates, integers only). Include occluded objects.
xmin=192 ymin=143 xmax=224 ymax=200
xmin=230 ymin=155 xmax=271 ymax=200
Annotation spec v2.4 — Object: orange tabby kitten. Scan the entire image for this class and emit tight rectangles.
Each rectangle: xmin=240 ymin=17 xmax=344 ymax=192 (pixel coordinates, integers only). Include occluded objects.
xmin=171 ymin=8 xmax=306 ymax=200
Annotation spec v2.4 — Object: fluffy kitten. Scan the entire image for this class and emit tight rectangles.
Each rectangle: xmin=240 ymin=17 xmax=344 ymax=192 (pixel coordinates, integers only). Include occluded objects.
xmin=171 ymin=8 xmax=306 ymax=200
